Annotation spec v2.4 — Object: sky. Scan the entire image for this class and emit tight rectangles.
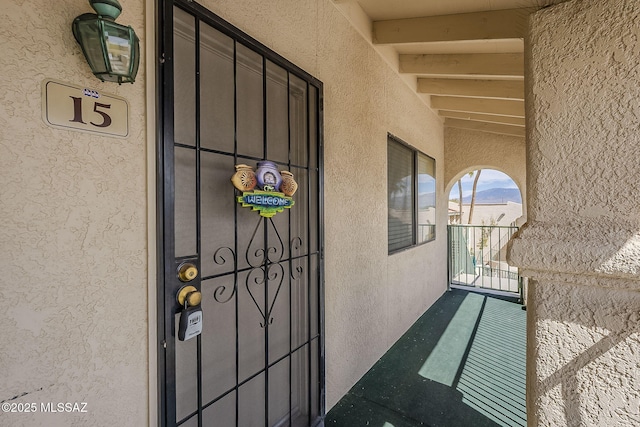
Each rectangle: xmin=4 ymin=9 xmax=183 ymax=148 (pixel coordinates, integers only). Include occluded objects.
xmin=449 ymin=169 xmax=518 ymax=199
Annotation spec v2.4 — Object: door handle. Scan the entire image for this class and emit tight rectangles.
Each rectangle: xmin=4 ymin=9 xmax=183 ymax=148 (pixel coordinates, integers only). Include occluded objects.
xmin=176 ymin=284 xmax=203 ymax=341
xmin=177 ymin=285 xmax=202 ymax=307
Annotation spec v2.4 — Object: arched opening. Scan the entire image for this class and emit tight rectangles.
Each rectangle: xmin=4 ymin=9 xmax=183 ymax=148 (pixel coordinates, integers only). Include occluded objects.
xmin=446 ymin=168 xmax=524 ymax=298
xmin=447 ymin=169 xmax=523 ymax=226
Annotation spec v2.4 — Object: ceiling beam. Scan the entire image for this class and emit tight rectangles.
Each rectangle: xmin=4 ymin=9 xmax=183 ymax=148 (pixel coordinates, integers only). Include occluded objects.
xmin=400 ymin=53 xmax=524 ymax=77
xmin=373 ymin=8 xmax=534 ymax=44
xmin=432 ymin=96 xmax=525 ymax=117
xmin=445 ymin=118 xmax=526 ymax=137
xmin=439 ymin=110 xmax=526 ymax=126
xmin=418 ymin=78 xmax=524 ymax=99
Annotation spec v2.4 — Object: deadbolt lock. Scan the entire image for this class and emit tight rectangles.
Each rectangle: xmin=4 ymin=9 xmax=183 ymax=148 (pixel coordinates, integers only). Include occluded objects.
xmin=177 ymin=262 xmax=198 ymax=282
xmin=177 ymin=285 xmax=202 ymax=307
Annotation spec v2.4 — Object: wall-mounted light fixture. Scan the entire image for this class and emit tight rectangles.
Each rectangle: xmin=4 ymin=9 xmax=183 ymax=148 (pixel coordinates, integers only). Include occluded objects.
xmin=72 ymin=0 xmax=140 ymax=84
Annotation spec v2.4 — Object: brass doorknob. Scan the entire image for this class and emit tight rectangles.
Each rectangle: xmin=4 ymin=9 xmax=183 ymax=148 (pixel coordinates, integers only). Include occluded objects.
xmin=177 ymin=285 xmax=202 ymax=307
xmin=178 ymin=262 xmax=198 ymax=282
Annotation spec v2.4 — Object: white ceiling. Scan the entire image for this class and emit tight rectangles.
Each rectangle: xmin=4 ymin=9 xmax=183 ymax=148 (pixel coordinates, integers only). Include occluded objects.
xmin=355 ymin=0 xmax=563 ymax=22
xmin=392 ymin=40 xmax=524 ymax=56
xmin=333 ymin=0 xmax=568 ymax=137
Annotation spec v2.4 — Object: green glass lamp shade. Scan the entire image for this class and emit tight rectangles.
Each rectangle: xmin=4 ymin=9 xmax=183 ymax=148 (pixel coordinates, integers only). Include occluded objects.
xmin=72 ymin=11 xmax=139 ymax=84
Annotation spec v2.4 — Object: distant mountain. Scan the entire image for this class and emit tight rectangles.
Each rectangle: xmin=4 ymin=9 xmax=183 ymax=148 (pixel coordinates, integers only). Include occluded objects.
xmin=461 ymin=188 xmax=521 ymax=204
xmin=390 ymin=192 xmax=436 ymax=210
xmin=419 ymin=192 xmax=436 ymax=209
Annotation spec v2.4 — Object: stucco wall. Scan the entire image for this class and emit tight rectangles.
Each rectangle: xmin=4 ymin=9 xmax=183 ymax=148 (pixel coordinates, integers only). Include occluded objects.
xmin=444 ymin=127 xmax=526 ymax=204
xmin=197 ymin=0 xmax=447 ymax=409
xmin=1 ymin=0 xmax=447 ymax=424
xmin=526 ymin=277 xmax=640 ymax=426
xmin=509 ymin=0 xmax=640 ymax=425
xmin=0 ymin=1 xmax=148 ymax=426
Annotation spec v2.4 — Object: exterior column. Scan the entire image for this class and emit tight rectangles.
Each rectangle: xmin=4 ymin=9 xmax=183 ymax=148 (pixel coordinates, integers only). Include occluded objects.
xmin=508 ymin=0 xmax=640 ymax=426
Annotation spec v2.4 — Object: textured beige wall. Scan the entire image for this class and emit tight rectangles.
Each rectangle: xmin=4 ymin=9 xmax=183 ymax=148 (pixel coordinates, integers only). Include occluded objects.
xmin=1 ymin=0 xmax=447 ymax=423
xmin=443 ymin=127 xmax=526 ymax=203
xmin=526 ymin=277 xmax=640 ymax=426
xmin=509 ymin=0 xmax=640 ymax=425
xmin=196 ymin=0 xmax=447 ymax=409
xmin=0 ymin=1 xmax=148 ymax=426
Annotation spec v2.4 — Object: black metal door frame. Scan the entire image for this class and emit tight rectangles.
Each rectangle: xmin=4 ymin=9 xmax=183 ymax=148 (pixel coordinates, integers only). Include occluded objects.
xmin=156 ymin=1 xmax=325 ymax=425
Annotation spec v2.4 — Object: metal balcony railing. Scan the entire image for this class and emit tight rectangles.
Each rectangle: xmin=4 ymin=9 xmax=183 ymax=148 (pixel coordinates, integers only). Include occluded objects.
xmin=448 ymin=224 xmax=523 ymax=302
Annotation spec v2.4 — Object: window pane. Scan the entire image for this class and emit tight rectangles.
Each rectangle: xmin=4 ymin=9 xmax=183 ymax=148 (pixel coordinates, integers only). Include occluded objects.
xmin=173 ymin=8 xmax=196 ymax=147
xmin=418 ymin=153 xmax=436 ymax=243
xmin=388 ymin=139 xmax=414 ymax=252
xmin=174 ymin=147 xmax=197 ymax=257
xmin=290 ymin=74 xmax=308 ymax=166
xmin=200 ymin=23 xmax=234 ymax=152
xmin=236 ymin=44 xmax=264 ymax=158
xmin=266 ymin=61 xmax=289 ymax=162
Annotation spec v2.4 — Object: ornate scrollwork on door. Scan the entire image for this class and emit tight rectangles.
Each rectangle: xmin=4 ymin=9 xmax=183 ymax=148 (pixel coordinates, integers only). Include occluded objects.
xmin=245 ymin=262 xmax=286 ymax=328
xmin=290 ymin=237 xmax=305 ymax=280
xmin=211 ymin=246 xmax=237 ymax=304
xmin=245 ymin=216 xmax=286 ymax=268
xmin=211 ymin=216 xmax=304 ymax=328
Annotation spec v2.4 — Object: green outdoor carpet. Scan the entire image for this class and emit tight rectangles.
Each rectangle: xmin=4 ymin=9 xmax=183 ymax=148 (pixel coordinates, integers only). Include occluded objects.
xmin=325 ymin=289 xmax=526 ymax=427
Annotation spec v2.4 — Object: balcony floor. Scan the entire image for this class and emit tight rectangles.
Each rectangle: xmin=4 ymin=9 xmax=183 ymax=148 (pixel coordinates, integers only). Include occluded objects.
xmin=326 ymin=288 xmax=526 ymax=427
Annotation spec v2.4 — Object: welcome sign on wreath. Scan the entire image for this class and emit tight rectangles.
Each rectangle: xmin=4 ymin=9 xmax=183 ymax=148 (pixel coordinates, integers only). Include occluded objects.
xmin=231 ymin=161 xmax=298 ymax=218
